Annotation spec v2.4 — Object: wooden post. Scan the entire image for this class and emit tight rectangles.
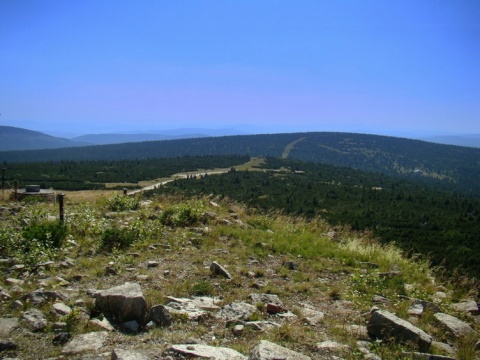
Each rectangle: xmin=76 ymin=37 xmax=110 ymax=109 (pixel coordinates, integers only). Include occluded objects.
xmin=14 ymin=180 xmax=18 ymax=201
xmin=58 ymin=193 xmax=65 ymax=222
xmin=123 ymin=188 xmax=128 ymax=195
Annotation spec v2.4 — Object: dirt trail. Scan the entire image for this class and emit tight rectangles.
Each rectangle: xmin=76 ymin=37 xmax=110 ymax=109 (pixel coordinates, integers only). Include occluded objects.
xmin=282 ymin=137 xmax=306 ymax=159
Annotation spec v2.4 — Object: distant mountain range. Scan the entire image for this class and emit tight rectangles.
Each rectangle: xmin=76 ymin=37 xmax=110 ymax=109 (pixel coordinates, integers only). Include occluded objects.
xmin=421 ymin=134 xmax=480 ymax=148
xmin=0 ymin=126 xmax=251 ymax=151
xmin=2 ymin=125 xmax=480 ymax=151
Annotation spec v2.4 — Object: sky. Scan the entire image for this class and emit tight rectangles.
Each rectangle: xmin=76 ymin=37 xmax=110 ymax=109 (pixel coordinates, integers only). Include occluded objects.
xmin=1 ymin=1 xmax=480 ymax=138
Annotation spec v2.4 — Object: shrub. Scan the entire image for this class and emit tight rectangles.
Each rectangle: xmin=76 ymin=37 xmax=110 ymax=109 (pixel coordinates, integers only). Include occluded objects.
xmin=22 ymin=220 xmax=67 ymax=248
xmin=191 ymin=280 xmax=213 ymax=296
xmin=100 ymin=228 xmax=137 ymax=250
xmin=106 ymin=194 xmax=140 ymax=212
xmin=160 ymin=204 xmax=200 ymax=227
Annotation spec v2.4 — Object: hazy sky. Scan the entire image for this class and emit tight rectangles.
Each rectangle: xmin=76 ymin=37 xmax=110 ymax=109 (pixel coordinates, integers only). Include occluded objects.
xmin=1 ymin=1 xmax=479 ymax=137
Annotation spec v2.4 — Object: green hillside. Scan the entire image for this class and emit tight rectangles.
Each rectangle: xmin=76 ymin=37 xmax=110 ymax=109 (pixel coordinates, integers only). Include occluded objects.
xmin=2 ymin=132 xmax=479 ymax=197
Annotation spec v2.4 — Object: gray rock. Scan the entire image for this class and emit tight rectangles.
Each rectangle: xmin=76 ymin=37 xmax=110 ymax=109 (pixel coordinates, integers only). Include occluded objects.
xmin=95 ymin=282 xmax=147 ymax=324
xmin=0 ymin=339 xmax=17 ymax=351
xmin=219 ymin=302 xmax=256 ymax=321
xmin=62 ymin=331 xmax=108 ymax=355
xmin=164 ymin=297 xmax=208 ymax=320
xmin=210 ymin=261 xmax=233 ymax=279
xmin=413 ymin=299 xmax=442 ymax=313
xmin=121 ymin=320 xmax=139 ymax=333
xmin=25 ymin=290 xmax=65 ymax=305
xmin=301 ymin=307 xmax=324 ymax=325
xmin=0 ymin=318 xmax=20 ymax=336
xmin=316 ymin=340 xmax=349 ymax=353
xmin=170 ymin=344 xmax=247 ymax=360
xmin=89 ymin=318 xmax=115 ymax=331
xmin=233 ymin=324 xmax=244 ymax=336
xmin=434 ymin=312 xmax=475 ymax=338
xmin=451 ymin=300 xmax=479 ymax=315
xmin=149 ymin=305 xmax=172 ymax=327
xmin=283 ymin=261 xmax=298 ymax=270
xmin=249 ymin=293 xmax=283 ymax=306
xmin=53 ymin=332 xmax=71 ymax=345
xmin=245 ymin=321 xmax=280 ymax=332
xmin=248 ymin=340 xmax=311 ymax=360
xmin=431 ymin=341 xmax=456 ymax=356
xmin=22 ymin=309 xmax=48 ymax=331
xmin=367 ymin=309 xmax=432 ymax=352
xmin=408 ymin=303 xmax=424 ymax=316
xmin=51 ymin=302 xmax=72 ymax=316
xmin=403 ymin=352 xmax=456 ymax=360
xmin=112 ymin=349 xmax=150 ymax=360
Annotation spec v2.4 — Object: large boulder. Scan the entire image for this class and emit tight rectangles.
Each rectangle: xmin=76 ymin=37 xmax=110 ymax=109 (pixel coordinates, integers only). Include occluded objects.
xmin=248 ymin=340 xmax=311 ymax=360
xmin=95 ymin=282 xmax=147 ymax=323
xmin=367 ymin=309 xmax=432 ymax=352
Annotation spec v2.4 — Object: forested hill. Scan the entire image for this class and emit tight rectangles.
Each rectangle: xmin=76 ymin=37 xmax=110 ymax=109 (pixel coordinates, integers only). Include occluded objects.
xmin=2 ymin=132 xmax=480 ymax=197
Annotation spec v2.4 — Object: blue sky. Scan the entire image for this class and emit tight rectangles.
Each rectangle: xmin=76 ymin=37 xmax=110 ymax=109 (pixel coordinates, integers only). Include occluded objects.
xmin=1 ymin=1 xmax=479 ymax=137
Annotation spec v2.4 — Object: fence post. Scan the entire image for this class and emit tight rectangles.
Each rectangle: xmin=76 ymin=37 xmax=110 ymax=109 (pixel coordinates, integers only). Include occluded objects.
xmin=58 ymin=193 xmax=65 ymax=222
xmin=14 ymin=180 xmax=18 ymax=201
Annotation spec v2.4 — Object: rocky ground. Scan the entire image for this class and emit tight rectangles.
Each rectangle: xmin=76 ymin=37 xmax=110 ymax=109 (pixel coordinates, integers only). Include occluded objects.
xmin=0 ymin=195 xmax=479 ymax=359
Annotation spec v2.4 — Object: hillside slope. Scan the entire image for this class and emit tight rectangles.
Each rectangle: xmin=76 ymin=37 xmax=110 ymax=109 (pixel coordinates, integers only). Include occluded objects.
xmin=0 ymin=126 xmax=87 ymax=151
xmin=0 ymin=194 xmax=478 ymax=359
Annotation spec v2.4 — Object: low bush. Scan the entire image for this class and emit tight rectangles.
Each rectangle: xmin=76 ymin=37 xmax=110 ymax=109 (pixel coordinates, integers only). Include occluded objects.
xmin=160 ymin=204 xmax=200 ymax=227
xmin=100 ymin=228 xmax=137 ymax=250
xmin=106 ymin=194 xmax=140 ymax=212
xmin=22 ymin=220 xmax=67 ymax=248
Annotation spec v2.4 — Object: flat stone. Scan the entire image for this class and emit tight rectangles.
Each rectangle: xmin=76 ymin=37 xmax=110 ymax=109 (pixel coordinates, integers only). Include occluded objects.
xmin=112 ymin=349 xmax=150 ymax=360
xmin=408 ymin=303 xmax=424 ymax=316
xmin=165 ymin=298 xmax=208 ymax=320
xmin=249 ymin=293 xmax=283 ymax=306
xmin=248 ymin=340 xmax=311 ymax=360
xmin=367 ymin=309 xmax=432 ymax=352
xmin=245 ymin=321 xmax=280 ymax=332
xmin=51 ymin=302 xmax=72 ymax=316
xmin=0 ymin=318 xmax=20 ymax=336
xmin=22 ymin=309 xmax=48 ymax=331
xmin=25 ymin=290 xmax=65 ymax=305
xmin=301 ymin=307 xmax=324 ymax=325
xmin=451 ymin=300 xmax=479 ymax=315
xmin=265 ymin=303 xmax=287 ymax=314
xmin=219 ymin=302 xmax=256 ymax=321
xmin=170 ymin=344 xmax=247 ymax=360
xmin=233 ymin=324 xmax=244 ymax=336
xmin=434 ymin=312 xmax=475 ymax=338
xmin=89 ymin=318 xmax=115 ymax=331
xmin=62 ymin=331 xmax=108 ymax=355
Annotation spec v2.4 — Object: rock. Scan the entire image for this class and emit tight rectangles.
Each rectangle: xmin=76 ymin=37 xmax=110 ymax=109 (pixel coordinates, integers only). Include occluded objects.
xmin=316 ymin=340 xmax=349 ymax=353
xmin=11 ymin=300 xmax=23 ymax=310
xmin=0 ymin=339 xmax=17 ymax=351
xmin=51 ymin=302 xmax=72 ymax=316
xmin=0 ymin=288 xmax=11 ymax=301
xmin=337 ymin=324 xmax=369 ymax=340
xmin=22 ymin=309 xmax=48 ymax=331
xmin=372 ymin=295 xmax=389 ymax=304
xmin=94 ymin=282 xmax=147 ymax=323
xmin=147 ymin=261 xmax=159 ymax=268
xmin=164 ymin=297 xmax=210 ymax=320
xmin=219 ymin=302 xmax=256 ymax=321
xmin=245 ymin=321 xmax=279 ymax=332
xmin=431 ymin=341 xmax=456 ymax=356
xmin=283 ymin=261 xmax=298 ymax=270
xmin=408 ymin=303 xmax=425 ymax=316
xmin=25 ymin=290 xmax=65 ymax=305
xmin=248 ymin=340 xmax=311 ymax=360
xmin=413 ymin=299 xmax=442 ymax=313
xmin=89 ymin=318 xmax=115 ymax=331
xmin=367 ymin=309 xmax=432 ymax=352
xmin=121 ymin=320 xmax=139 ymax=333
xmin=434 ymin=312 xmax=475 ymax=338
xmin=149 ymin=304 xmax=172 ymax=327
xmin=249 ymin=293 xmax=283 ymax=306
xmin=53 ymin=332 xmax=71 ymax=345
xmin=112 ymin=349 xmax=150 ymax=360
xmin=403 ymin=352 xmax=456 ymax=360
xmin=170 ymin=344 xmax=247 ymax=359
xmin=301 ymin=307 xmax=324 ymax=325
xmin=5 ymin=278 xmax=24 ymax=286
xmin=233 ymin=324 xmax=244 ymax=336
xmin=265 ymin=303 xmax=287 ymax=314
xmin=210 ymin=261 xmax=233 ymax=279
xmin=0 ymin=318 xmax=20 ymax=336
xmin=451 ymin=300 xmax=479 ymax=315
xmin=62 ymin=331 xmax=108 ymax=355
